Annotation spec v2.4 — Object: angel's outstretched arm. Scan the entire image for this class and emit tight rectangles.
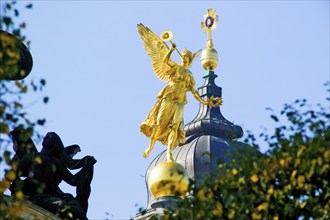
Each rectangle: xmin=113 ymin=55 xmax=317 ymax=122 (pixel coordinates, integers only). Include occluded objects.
xmin=191 ymin=89 xmax=208 ymax=105
xmin=191 ymin=89 xmax=222 ymax=108
xmin=163 ymin=43 xmax=176 ymax=67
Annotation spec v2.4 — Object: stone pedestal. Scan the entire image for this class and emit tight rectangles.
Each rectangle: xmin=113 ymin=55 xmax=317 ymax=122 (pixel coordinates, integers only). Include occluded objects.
xmin=3 ymin=195 xmax=61 ymax=220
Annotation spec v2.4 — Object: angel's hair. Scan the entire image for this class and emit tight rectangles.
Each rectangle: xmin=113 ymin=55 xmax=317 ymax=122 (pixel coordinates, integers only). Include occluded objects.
xmin=181 ymin=48 xmax=193 ymax=62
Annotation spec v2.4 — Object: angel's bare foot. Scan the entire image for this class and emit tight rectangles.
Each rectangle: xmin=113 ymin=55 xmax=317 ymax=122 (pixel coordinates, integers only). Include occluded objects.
xmin=143 ymin=139 xmax=156 ymax=158
xmin=143 ymin=145 xmax=153 ymax=158
xmin=143 ymin=150 xmax=150 ymax=158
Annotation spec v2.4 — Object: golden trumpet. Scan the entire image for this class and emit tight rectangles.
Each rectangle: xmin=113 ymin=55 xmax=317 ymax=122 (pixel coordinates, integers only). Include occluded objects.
xmin=160 ymin=30 xmax=173 ymax=42
xmin=160 ymin=30 xmax=182 ymax=58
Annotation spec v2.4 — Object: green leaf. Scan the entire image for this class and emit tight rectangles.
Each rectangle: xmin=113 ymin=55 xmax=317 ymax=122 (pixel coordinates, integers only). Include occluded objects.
xmin=26 ymin=3 xmax=33 ymax=9
xmin=14 ymin=9 xmax=19 ymax=17
xmin=270 ymin=115 xmax=279 ymax=122
xmin=40 ymin=78 xmax=46 ymax=86
xmin=43 ymin=96 xmax=49 ymax=104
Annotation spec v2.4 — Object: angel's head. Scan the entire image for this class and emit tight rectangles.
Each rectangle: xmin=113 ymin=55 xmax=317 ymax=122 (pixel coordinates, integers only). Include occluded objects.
xmin=181 ymin=48 xmax=193 ymax=68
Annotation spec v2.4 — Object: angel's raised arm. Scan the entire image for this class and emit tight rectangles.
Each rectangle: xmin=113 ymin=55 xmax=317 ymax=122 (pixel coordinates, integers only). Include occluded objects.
xmin=162 ymin=43 xmax=176 ymax=68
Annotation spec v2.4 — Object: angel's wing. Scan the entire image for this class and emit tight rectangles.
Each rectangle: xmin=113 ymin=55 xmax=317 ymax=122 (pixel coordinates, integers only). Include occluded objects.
xmin=193 ymin=49 xmax=202 ymax=62
xmin=186 ymin=49 xmax=202 ymax=69
xmin=137 ymin=23 xmax=172 ymax=82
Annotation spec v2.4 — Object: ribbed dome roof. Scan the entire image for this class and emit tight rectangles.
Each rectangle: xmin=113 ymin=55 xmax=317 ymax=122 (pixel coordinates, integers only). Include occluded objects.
xmin=144 ymin=70 xmax=246 ymax=209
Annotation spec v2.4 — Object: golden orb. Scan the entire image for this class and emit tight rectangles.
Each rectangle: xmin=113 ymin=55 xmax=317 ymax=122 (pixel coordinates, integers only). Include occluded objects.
xmin=148 ymin=161 xmax=189 ymax=198
xmin=201 ymin=47 xmax=219 ymax=70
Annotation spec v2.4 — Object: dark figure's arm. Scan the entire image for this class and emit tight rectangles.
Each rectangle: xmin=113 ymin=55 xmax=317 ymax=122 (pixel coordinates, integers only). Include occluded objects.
xmin=65 ymin=144 xmax=81 ymax=158
xmin=59 ymin=155 xmax=96 ymax=212
xmin=60 ymin=156 xmax=96 ymax=186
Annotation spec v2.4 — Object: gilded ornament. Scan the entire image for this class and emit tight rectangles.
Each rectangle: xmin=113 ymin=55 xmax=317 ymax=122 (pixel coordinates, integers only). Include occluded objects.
xmin=200 ymin=9 xmax=219 ymax=70
xmin=148 ymin=161 xmax=189 ymax=198
xmin=137 ymin=23 xmax=222 ymax=162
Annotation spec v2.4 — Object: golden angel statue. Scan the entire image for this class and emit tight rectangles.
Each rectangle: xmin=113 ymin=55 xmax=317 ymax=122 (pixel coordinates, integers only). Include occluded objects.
xmin=137 ymin=23 xmax=222 ymax=162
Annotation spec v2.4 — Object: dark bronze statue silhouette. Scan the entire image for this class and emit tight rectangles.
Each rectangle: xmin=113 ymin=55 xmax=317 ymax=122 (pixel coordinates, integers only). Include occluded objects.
xmin=10 ymin=128 xmax=96 ymax=220
xmin=10 ymin=127 xmax=38 ymax=197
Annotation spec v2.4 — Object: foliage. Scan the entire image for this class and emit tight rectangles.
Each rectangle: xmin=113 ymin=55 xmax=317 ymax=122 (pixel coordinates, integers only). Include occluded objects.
xmin=0 ymin=0 xmax=48 ymax=143
xmin=164 ymin=96 xmax=330 ymax=219
xmin=0 ymin=1 xmax=48 ymax=219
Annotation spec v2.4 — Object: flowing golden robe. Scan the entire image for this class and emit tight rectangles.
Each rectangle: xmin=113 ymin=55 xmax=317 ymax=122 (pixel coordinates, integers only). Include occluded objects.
xmin=140 ymin=65 xmax=195 ymax=147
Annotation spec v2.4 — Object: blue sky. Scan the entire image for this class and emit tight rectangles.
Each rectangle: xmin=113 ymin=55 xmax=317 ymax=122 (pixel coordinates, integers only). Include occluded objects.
xmin=2 ymin=1 xmax=329 ymax=219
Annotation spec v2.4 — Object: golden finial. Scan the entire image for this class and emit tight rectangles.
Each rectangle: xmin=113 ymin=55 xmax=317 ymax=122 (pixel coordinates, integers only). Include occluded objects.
xmin=201 ymin=8 xmax=218 ymax=49
xmin=200 ymin=9 xmax=219 ymax=70
xmin=148 ymin=161 xmax=189 ymax=198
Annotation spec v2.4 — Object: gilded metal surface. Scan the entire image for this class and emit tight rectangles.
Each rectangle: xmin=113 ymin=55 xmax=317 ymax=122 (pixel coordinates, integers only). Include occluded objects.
xmin=201 ymin=47 xmax=219 ymax=70
xmin=148 ymin=161 xmax=189 ymax=198
xmin=200 ymin=9 xmax=219 ymax=70
xmin=137 ymin=23 xmax=222 ymax=161
xmin=160 ymin=30 xmax=183 ymax=59
xmin=201 ymin=8 xmax=218 ymax=48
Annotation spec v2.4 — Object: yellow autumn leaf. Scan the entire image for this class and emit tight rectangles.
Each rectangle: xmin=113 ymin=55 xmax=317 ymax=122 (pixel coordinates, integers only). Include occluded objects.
xmin=67 ymin=212 xmax=73 ymax=218
xmin=35 ymin=156 xmax=42 ymax=164
xmin=212 ymin=202 xmax=223 ymax=216
xmin=163 ymin=213 xmax=171 ymax=220
xmin=5 ymin=170 xmax=16 ymax=182
xmin=290 ymin=170 xmax=297 ymax=180
xmin=285 ymin=156 xmax=293 ymax=164
xmin=297 ymin=145 xmax=306 ymax=157
xmin=227 ymin=210 xmax=235 ymax=219
xmin=232 ymin=168 xmax=238 ymax=176
xmin=300 ymin=201 xmax=307 ymax=209
xmin=252 ymin=212 xmax=262 ymax=220
xmin=0 ymin=122 xmax=10 ymax=134
xmin=3 ymin=180 xmax=11 ymax=188
xmin=197 ymin=189 xmax=207 ymax=201
xmin=238 ymin=177 xmax=246 ymax=184
xmin=250 ymin=174 xmax=259 ymax=183
xmin=307 ymin=159 xmax=316 ymax=178
xmin=321 ymin=164 xmax=329 ymax=174
xmin=207 ymin=190 xmax=214 ymax=200
xmin=267 ymin=186 xmax=274 ymax=195
xmin=324 ymin=149 xmax=330 ymax=162
xmin=284 ymin=184 xmax=292 ymax=192
xmin=304 ymin=184 xmax=312 ymax=191
xmin=20 ymin=69 xmax=26 ymax=78
xmin=0 ymin=105 xmax=6 ymax=113
xmin=262 ymin=170 xmax=268 ymax=177
xmin=257 ymin=202 xmax=268 ymax=211
xmin=14 ymin=101 xmax=23 ymax=108
xmin=297 ymin=175 xmax=305 ymax=188
xmin=196 ymin=210 xmax=205 ymax=219
xmin=16 ymin=191 xmax=24 ymax=200
xmin=11 ymin=161 xmax=17 ymax=171
xmin=0 ymin=180 xmax=11 ymax=193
